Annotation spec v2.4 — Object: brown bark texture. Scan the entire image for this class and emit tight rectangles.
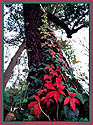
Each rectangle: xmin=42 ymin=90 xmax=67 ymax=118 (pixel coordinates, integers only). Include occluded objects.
xmin=23 ymin=4 xmax=45 ymax=69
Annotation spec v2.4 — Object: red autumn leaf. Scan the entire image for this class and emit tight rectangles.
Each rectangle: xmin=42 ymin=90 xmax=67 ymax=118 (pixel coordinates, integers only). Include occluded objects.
xmin=44 ymin=83 xmax=52 ymax=88
xmin=41 ymin=98 xmax=54 ymax=108
xmin=53 ymin=82 xmax=65 ymax=89
xmin=40 ymin=97 xmax=46 ymax=101
xmin=44 ymin=74 xmax=50 ymax=80
xmin=38 ymin=89 xmax=44 ymax=96
xmin=48 ymin=43 xmax=53 ymax=47
xmin=57 ymin=86 xmax=65 ymax=96
xmin=64 ymin=90 xmax=80 ymax=112
xmin=44 ymin=74 xmax=52 ymax=80
xmin=49 ymin=99 xmax=54 ymax=103
xmin=44 ymin=99 xmax=48 ymax=104
xmin=45 ymin=64 xmax=54 ymax=71
xmin=43 ymin=88 xmax=47 ymax=93
xmin=28 ymin=101 xmax=37 ymax=110
xmin=47 ymin=86 xmax=56 ymax=90
xmin=47 ymin=101 xmax=51 ymax=108
xmin=72 ymin=98 xmax=80 ymax=104
xmin=71 ymin=93 xmax=77 ymax=97
xmin=33 ymin=104 xmax=41 ymax=119
xmin=54 ymin=92 xmax=60 ymax=103
xmin=51 ymin=53 xmax=56 ymax=58
xmin=45 ymin=80 xmax=52 ymax=84
xmin=70 ymin=99 xmax=76 ymax=112
xmin=56 ymin=66 xmax=61 ymax=72
xmin=57 ymin=52 xmax=63 ymax=57
xmin=51 ymin=51 xmax=56 ymax=58
xmin=46 ymin=99 xmax=54 ymax=108
xmin=58 ymin=89 xmax=66 ymax=96
xmin=56 ymin=75 xmax=62 ymax=83
xmin=34 ymin=95 xmax=40 ymax=102
xmin=28 ymin=95 xmax=40 ymax=110
xmin=28 ymin=95 xmax=42 ymax=119
xmin=38 ymin=88 xmax=47 ymax=96
xmin=58 ymin=58 xmax=63 ymax=62
xmin=46 ymin=91 xmax=56 ymax=99
xmin=46 ymin=87 xmax=65 ymax=103
xmin=64 ymin=97 xmax=70 ymax=105
xmin=66 ymin=89 xmax=71 ymax=96
xmin=50 ymin=70 xmax=58 ymax=77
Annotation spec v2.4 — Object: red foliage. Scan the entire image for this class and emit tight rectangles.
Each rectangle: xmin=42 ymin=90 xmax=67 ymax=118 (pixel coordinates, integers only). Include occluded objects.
xmin=46 ymin=85 xmax=65 ymax=103
xmin=64 ymin=90 xmax=80 ymax=112
xmin=28 ymin=95 xmax=41 ymax=119
xmin=41 ymin=97 xmax=54 ymax=108
xmin=37 ymin=88 xmax=47 ymax=96
xmin=28 ymin=65 xmax=79 ymax=119
xmin=44 ymin=74 xmax=52 ymax=80
xmin=45 ymin=64 xmax=54 ymax=71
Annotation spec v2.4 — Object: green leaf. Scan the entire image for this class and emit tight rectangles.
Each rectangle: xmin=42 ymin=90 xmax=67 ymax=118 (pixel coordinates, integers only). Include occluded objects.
xmin=82 ymin=93 xmax=89 ymax=104
xmin=23 ymin=69 xmax=29 ymax=72
xmin=16 ymin=101 xmax=20 ymax=105
xmin=62 ymin=66 xmax=66 ymax=71
xmin=23 ymin=99 xmax=28 ymax=103
xmin=38 ymin=68 xmax=45 ymax=71
xmin=74 ymin=89 xmax=89 ymax=104
xmin=79 ymin=118 xmax=88 ymax=121
xmin=61 ymin=81 xmax=65 ymax=85
xmin=55 ymin=54 xmax=59 ymax=58
xmin=23 ymin=68 xmax=37 ymax=73
xmin=25 ymin=114 xmax=36 ymax=121
xmin=59 ymin=95 xmax=65 ymax=103
xmin=38 ymin=62 xmax=46 ymax=66
xmin=27 ymin=49 xmax=32 ymax=52
xmin=47 ymin=4 xmax=52 ymax=12
xmin=22 ymin=86 xmax=25 ymax=91
xmin=56 ymin=64 xmax=61 ymax=67
xmin=30 ymin=76 xmax=36 ymax=80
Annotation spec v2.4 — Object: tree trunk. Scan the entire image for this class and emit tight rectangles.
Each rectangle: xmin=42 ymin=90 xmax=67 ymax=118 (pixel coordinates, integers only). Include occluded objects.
xmin=23 ymin=4 xmax=83 ymax=93
xmin=23 ymin=4 xmax=44 ymax=69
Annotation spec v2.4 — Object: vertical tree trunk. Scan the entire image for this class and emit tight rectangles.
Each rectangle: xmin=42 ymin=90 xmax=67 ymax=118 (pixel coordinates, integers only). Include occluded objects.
xmin=23 ymin=4 xmax=44 ymax=69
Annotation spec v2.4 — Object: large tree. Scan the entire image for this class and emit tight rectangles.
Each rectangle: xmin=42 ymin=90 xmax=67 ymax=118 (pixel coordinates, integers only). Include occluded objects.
xmin=4 ymin=3 xmax=89 ymax=88
xmin=23 ymin=3 xmax=89 ymax=89
xmin=4 ymin=3 xmax=89 ymax=121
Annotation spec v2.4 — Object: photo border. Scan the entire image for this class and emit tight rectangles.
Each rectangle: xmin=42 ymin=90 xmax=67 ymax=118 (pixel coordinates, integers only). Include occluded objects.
xmin=0 ymin=0 xmax=92 ymax=125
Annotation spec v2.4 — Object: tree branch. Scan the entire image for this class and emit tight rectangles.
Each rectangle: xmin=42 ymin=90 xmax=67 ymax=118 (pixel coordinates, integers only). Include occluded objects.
xmin=47 ymin=12 xmax=89 ymax=38
xmin=71 ymin=24 xmax=89 ymax=34
xmin=72 ymin=10 xmax=89 ymax=30
xmin=47 ymin=12 xmax=72 ymax=38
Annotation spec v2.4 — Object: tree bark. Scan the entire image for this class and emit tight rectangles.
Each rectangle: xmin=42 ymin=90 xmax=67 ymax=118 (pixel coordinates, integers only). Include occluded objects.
xmin=4 ymin=40 xmax=26 ymax=89
xmin=23 ymin=4 xmax=44 ymax=69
